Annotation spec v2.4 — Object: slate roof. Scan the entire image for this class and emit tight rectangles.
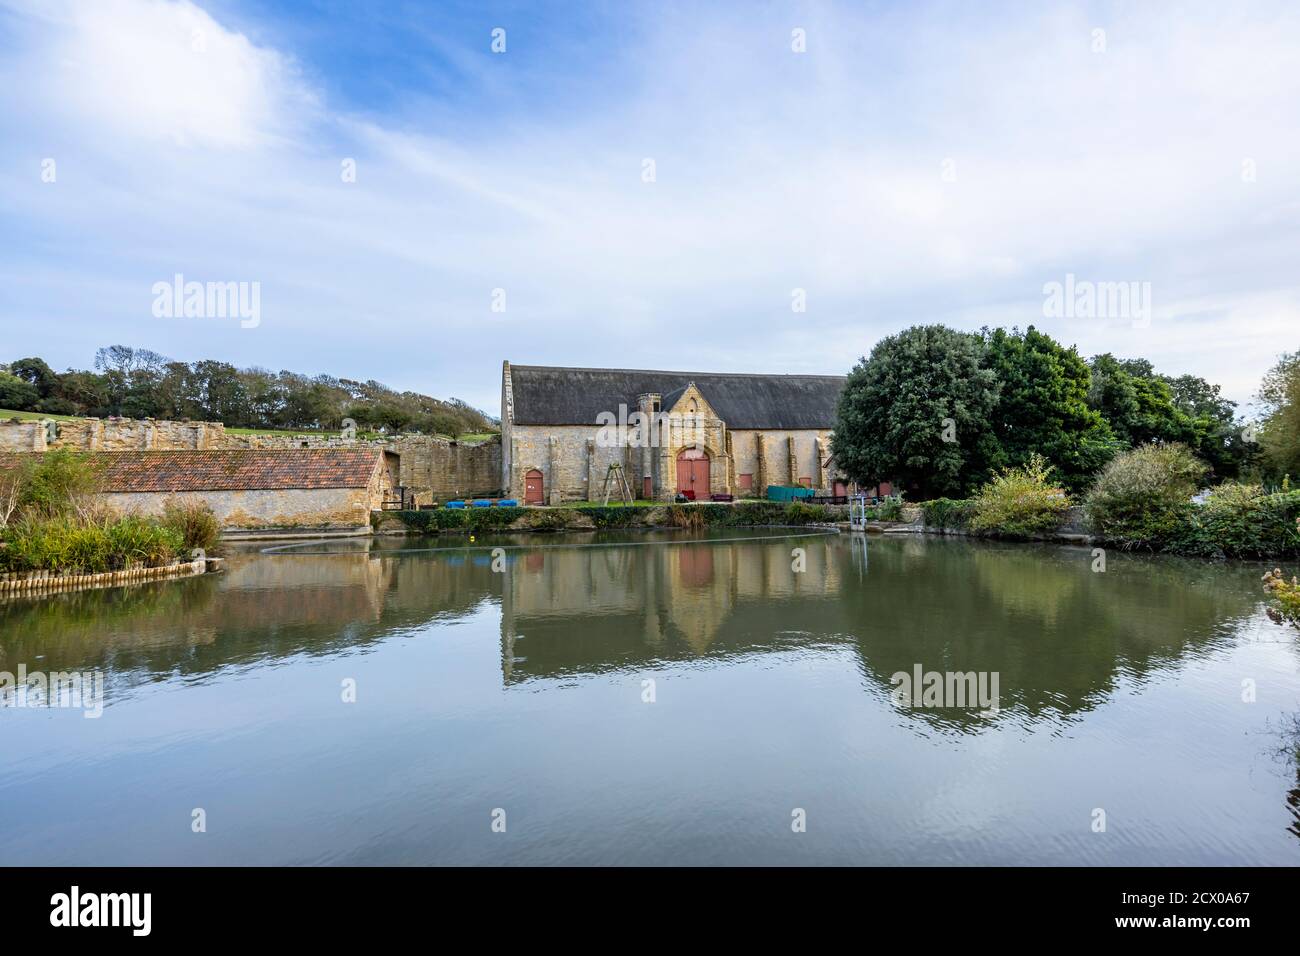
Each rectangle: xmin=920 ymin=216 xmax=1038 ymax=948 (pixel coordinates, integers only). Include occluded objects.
xmin=508 ymin=364 xmax=846 ymax=429
xmin=0 ymin=449 xmax=389 ymax=493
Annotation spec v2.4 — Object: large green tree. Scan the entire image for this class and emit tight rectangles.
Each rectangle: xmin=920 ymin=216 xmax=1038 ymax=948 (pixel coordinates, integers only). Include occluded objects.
xmin=1087 ymin=354 xmax=1189 ymax=446
xmin=832 ymin=325 xmax=1001 ymax=498
xmin=1162 ymin=371 xmax=1252 ymax=479
xmin=981 ymin=327 xmax=1116 ymax=491
xmin=0 ymin=370 xmax=39 ymax=410
xmin=1257 ymin=350 xmax=1300 ymax=482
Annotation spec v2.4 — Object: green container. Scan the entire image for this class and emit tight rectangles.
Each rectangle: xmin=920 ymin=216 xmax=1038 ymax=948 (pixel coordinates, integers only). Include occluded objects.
xmin=766 ymin=485 xmax=815 ymax=502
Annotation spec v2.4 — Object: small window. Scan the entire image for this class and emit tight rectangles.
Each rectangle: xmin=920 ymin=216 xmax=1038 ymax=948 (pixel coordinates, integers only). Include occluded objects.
xmin=738 ymin=473 xmax=753 ymax=489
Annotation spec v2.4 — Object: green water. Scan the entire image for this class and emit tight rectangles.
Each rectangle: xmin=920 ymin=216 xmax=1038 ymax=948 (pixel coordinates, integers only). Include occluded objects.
xmin=1 ymin=529 xmax=1297 ymax=865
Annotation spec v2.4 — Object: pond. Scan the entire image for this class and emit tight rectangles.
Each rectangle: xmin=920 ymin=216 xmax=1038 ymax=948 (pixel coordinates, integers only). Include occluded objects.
xmin=1 ymin=529 xmax=1297 ymax=865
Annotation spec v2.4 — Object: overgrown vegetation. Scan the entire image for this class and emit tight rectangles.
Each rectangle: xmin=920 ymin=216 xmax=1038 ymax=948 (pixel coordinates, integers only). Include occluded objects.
xmin=1167 ymin=485 xmax=1300 ymax=559
xmin=968 ymin=453 xmax=1071 ymax=539
xmin=385 ymin=500 xmax=842 ymax=534
xmin=1083 ymin=443 xmax=1206 ymax=549
xmin=875 ymin=493 xmax=906 ymax=521
xmin=1263 ymin=568 xmax=1300 ymax=628
xmin=919 ymin=497 xmax=975 ymax=531
xmin=160 ymin=496 xmax=222 ymax=554
xmin=0 ymin=449 xmax=217 ymax=574
xmin=378 ymin=506 xmax=527 ymax=533
xmin=1 ymin=345 xmax=497 ymax=437
xmin=1256 ymin=350 xmax=1300 ymax=483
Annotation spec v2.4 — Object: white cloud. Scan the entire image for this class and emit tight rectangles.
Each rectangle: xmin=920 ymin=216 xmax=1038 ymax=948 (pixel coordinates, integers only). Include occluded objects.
xmin=6 ymin=0 xmax=314 ymax=149
xmin=1 ymin=0 xmax=1298 ymax=414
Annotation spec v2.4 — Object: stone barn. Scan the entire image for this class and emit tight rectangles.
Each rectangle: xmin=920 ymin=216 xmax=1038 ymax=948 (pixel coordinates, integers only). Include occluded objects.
xmin=500 ymin=361 xmax=849 ymax=504
xmin=95 ymin=448 xmax=400 ymax=534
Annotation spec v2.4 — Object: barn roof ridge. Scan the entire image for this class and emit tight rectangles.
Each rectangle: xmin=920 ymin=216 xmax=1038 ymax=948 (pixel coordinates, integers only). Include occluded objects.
xmin=507 ymin=363 xmax=846 ymax=429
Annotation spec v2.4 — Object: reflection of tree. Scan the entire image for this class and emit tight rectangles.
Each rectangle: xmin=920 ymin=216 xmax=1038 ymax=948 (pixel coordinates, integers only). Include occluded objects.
xmin=497 ymin=533 xmax=1267 ymax=738
xmin=1 ymin=532 xmax=1274 ymax=740
xmin=838 ymin=537 xmax=1262 ymax=732
xmin=1279 ymin=713 xmax=1300 ymax=842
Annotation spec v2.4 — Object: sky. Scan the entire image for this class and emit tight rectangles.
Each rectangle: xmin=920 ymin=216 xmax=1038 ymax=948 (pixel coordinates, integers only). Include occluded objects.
xmin=1 ymin=0 xmax=1298 ymax=417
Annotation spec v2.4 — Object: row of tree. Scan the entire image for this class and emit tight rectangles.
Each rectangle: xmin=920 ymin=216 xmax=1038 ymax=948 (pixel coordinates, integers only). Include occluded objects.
xmin=833 ymin=325 xmax=1283 ymax=499
xmin=0 ymin=346 xmax=497 ymax=437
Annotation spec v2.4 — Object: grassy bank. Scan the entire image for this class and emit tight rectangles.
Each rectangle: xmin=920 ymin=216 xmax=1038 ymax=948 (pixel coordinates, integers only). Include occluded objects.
xmin=377 ymin=500 xmax=850 ymax=534
xmin=0 ymin=449 xmax=221 ymax=574
xmin=917 ymin=446 xmax=1300 ymax=560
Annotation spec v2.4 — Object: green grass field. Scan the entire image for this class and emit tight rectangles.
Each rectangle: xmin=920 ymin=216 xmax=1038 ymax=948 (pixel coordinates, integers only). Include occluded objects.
xmin=1 ymin=408 xmax=80 ymax=421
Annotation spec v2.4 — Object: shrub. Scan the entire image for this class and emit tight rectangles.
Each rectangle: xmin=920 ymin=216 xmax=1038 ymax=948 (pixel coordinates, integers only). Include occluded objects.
xmin=784 ymin=501 xmax=829 ymax=524
xmin=1262 ymin=568 xmax=1300 ymax=627
xmin=13 ymin=448 xmax=103 ymax=521
xmin=389 ymin=502 xmax=842 ymax=534
xmin=104 ymin=515 xmax=184 ymax=567
xmin=876 ymin=493 xmax=906 ymax=521
xmin=161 ymin=496 xmax=221 ymax=554
xmin=389 ymin=506 xmax=531 ymax=533
xmin=578 ymin=506 xmax=644 ymax=529
xmin=667 ymin=505 xmax=706 ymax=530
xmin=0 ymin=514 xmax=183 ymax=574
xmin=1169 ymin=486 xmax=1300 ymax=559
xmin=1084 ymin=443 xmax=1207 ymax=549
xmin=920 ymin=498 xmax=974 ymax=530
xmin=510 ymin=508 xmax=567 ymax=531
xmin=969 ymin=453 xmax=1071 ymax=538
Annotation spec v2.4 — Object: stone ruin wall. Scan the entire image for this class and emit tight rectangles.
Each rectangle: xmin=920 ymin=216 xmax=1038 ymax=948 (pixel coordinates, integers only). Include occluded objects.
xmin=0 ymin=416 xmax=502 ymax=503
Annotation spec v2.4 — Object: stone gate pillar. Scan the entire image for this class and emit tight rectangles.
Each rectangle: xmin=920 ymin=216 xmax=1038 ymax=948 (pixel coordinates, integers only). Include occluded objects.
xmin=724 ymin=430 xmax=735 ymax=494
xmin=547 ymin=436 xmax=561 ymax=506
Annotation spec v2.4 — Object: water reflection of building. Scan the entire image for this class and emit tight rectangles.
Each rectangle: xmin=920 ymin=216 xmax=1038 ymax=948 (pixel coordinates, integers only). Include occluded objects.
xmin=500 ymin=535 xmax=842 ymax=681
xmin=3 ymin=534 xmax=1272 ymax=740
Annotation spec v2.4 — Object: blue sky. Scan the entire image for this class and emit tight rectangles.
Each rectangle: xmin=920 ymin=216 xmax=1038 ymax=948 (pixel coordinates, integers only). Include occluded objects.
xmin=2 ymin=0 xmax=1298 ymax=415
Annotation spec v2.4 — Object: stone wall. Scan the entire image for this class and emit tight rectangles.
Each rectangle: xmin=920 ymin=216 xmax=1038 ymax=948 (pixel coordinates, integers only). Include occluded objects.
xmin=507 ymin=424 xmax=620 ymax=505
xmin=389 ymin=437 xmax=502 ymax=505
xmin=0 ymin=417 xmax=226 ymax=452
xmin=507 ymin=422 xmax=842 ymax=503
xmin=0 ymin=416 xmax=500 ymax=503
xmin=103 ymin=487 xmax=377 ymax=533
xmin=728 ymin=428 xmax=836 ymax=495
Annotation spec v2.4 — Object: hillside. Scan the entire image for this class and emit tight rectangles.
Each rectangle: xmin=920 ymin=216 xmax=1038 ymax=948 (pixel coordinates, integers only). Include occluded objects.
xmin=0 ymin=346 xmax=498 ymax=438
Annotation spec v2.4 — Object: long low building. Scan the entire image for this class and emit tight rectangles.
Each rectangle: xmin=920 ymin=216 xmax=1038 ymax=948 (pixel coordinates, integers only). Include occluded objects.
xmin=93 ymin=448 xmax=399 ymax=533
xmin=500 ymin=361 xmax=851 ymax=504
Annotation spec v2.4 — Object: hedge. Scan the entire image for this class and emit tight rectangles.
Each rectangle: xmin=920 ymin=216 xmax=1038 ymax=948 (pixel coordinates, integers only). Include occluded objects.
xmin=919 ymin=498 xmax=976 ymax=531
xmin=382 ymin=501 xmax=843 ymax=534
xmin=1161 ymin=488 xmax=1300 ymax=559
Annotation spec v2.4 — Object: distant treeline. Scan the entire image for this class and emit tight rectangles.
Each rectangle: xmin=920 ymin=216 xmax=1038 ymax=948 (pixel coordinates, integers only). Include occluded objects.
xmin=0 ymin=345 xmax=498 ymax=436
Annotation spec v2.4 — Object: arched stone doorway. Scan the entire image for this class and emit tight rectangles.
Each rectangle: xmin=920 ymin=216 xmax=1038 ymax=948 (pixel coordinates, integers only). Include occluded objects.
xmin=675 ymin=447 xmax=710 ymax=500
xmin=524 ymin=468 xmax=544 ymax=505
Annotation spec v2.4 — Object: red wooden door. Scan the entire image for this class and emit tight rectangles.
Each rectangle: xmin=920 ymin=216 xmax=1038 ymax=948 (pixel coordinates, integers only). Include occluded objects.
xmin=676 ymin=449 xmax=710 ymax=499
xmin=524 ymin=469 xmax=544 ymax=505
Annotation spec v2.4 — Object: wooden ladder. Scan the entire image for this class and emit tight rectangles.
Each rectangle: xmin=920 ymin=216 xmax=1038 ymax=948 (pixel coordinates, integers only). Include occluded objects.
xmin=601 ymin=462 xmax=635 ymax=506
